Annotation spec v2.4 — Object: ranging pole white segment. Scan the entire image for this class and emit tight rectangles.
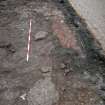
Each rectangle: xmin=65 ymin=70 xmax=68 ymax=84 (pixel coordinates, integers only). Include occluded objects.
xmin=27 ymin=19 xmax=32 ymax=62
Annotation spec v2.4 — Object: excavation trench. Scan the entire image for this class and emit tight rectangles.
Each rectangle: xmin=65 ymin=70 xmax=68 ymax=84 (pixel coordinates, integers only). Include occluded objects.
xmin=0 ymin=0 xmax=105 ymax=105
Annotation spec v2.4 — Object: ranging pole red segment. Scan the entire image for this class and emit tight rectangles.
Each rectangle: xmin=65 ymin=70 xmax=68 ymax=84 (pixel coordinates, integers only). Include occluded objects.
xmin=27 ymin=19 xmax=32 ymax=62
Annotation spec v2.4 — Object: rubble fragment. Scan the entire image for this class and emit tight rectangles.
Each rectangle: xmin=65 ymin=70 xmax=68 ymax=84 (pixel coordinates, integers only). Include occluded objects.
xmin=34 ymin=31 xmax=48 ymax=41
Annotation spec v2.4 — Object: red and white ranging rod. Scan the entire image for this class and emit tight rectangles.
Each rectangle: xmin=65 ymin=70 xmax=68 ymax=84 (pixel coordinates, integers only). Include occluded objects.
xmin=27 ymin=19 xmax=32 ymax=62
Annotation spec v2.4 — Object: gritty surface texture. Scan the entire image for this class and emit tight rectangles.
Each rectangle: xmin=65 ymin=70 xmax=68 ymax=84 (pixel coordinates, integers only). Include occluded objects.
xmin=27 ymin=78 xmax=59 ymax=105
xmin=0 ymin=0 xmax=105 ymax=105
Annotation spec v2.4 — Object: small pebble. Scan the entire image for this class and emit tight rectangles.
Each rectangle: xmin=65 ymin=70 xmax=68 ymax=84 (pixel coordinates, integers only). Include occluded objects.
xmin=20 ymin=93 xmax=26 ymax=100
xmin=60 ymin=20 xmax=64 ymax=23
xmin=60 ymin=63 xmax=66 ymax=69
xmin=64 ymin=69 xmax=70 ymax=76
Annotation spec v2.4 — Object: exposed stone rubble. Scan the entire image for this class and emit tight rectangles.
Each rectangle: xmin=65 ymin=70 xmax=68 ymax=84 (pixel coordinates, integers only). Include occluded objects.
xmin=27 ymin=78 xmax=59 ymax=105
xmin=34 ymin=31 xmax=48 ymax=41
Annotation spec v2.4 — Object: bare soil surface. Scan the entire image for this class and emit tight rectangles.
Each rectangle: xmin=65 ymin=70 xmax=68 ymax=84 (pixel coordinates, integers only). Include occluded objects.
xmin=0 ymin=0 xmax=105 ymax=105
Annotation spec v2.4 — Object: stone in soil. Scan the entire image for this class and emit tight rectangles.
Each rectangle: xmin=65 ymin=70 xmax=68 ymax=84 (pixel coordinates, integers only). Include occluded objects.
xmin=64 ymin=69 xmax=70 ymax=76
xmin=27 ymin=78 xmax=59 ymax=105
xmin=60 ymin=63 xmax=66 ymax=69
xmin=34 ymin=31 xmax=48 ymax=41
xmin=41 ymin=66 xmax=52 ymax=73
